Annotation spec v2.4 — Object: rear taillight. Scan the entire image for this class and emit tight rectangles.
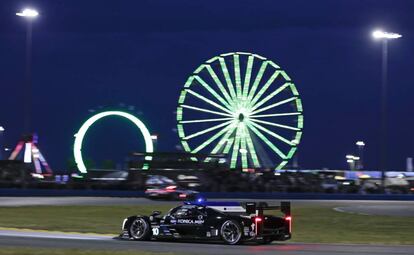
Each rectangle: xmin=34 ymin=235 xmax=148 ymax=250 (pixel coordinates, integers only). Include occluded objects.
xmin=285 ymin=216 xmax=292 ymax=233
xmin=253 ymin=217 xmax=262 ymax=235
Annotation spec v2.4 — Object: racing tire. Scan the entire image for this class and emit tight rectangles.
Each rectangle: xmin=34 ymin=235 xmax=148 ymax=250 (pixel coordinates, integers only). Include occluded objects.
xmin=128 ymin=217 xmax=152 ymax=241
xmin=220 ymin=220 xmax=242 ymax=245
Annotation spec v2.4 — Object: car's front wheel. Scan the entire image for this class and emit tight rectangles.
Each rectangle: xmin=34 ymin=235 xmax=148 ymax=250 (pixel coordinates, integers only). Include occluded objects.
xmin=220 ymin=220 xmax=242 ymax=245
xmin=128 ymin=217 xmax=152 ymax=241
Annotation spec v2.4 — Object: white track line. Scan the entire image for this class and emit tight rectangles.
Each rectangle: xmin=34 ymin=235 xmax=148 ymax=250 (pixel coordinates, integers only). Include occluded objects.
xmin=0 ymin=230 xmax=113 ymax=241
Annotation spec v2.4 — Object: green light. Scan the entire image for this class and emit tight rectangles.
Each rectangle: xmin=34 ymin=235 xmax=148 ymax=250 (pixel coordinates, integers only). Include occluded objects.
xmin=219 ymin=57 xmax=237 ymax=100
xmin=250 ymin=118 xmax=300 ymax=131
xmin=234 ymin=54 xmax=242 ymax=99
xmin=246 ymin=121 xmax=286 ymax=159
xmin=240 ymin=125 xmax=248 ymax=169
xmin=192 ymin=124 xmax=233 ymax=153
xmin=183 ymin=120 xmax=232 ymax=140
xmin=181 ymin=104 xmax=232 ymax=117
xmin=186 ymin=89 xmax=233 ymax=115
xmin=205 ymin=65 xmax=234 ymax=106
xmin=276 ymin=161 xmax=288 ymax=170
xmin=195 ymin=76 xmax=232 ymax=110
xmin=249 ymin=121 xmax=295 ymax=146
xmin=242 ymin=55 xmax=254 ymax=100
xmin=73 ymin=111 xmax=153 ymax=173
xmin=249 ymin=70 xmax=281 ymax=108
xmin=247 ymin=61 xmax=268 ymax=103
xmin=251 ymin=97 xmax=297 ymax=116
xmin=177 ymin=52 xmax=304 ymax=170
xmin=244 ymin=127 xmax=260 ymax=168
xmin=230 ymin=124 xmax=242 ymax=168
xmin=250 ymin=82 xmax=291 ymax=111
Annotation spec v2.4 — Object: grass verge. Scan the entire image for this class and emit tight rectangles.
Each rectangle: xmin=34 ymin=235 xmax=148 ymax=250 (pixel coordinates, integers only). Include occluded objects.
xmin=0 ymin=204 xmax=413 ymax=245
xmin=0 ymin=247 xmax=173 ymax=255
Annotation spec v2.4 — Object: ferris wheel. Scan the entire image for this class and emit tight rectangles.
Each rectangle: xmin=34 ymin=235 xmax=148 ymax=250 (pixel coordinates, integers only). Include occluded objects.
xmin=176 ymin=52 xmax=303 ymax=169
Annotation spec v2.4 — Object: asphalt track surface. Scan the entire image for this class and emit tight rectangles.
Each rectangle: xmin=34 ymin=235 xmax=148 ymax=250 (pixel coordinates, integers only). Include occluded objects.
xmin=1 ymin=197 xmax=414 ymax=216
xmin=0 ymin=229 xmax=413 ymax=255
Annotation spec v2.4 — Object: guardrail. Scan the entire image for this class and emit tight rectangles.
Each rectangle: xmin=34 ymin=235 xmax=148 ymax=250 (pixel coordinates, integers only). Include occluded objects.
xmin=0 ymin=188 xmax=413 ymax=200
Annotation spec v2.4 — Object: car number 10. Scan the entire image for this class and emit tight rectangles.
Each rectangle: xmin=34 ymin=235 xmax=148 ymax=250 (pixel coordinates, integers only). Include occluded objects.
xmin=152 ymin=227 xmax=159 ymax=236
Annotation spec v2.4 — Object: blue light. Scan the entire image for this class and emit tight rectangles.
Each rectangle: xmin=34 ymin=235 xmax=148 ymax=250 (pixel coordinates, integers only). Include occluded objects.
xmin=197 ymin=197 xmax=205 ymax=203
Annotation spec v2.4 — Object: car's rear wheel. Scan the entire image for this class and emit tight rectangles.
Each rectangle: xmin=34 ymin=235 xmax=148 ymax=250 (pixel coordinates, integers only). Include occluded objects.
xmin=128 ymin=217 xmax=151 ymax=241
xmin=220 ymin=220 xmax=242 ymax=245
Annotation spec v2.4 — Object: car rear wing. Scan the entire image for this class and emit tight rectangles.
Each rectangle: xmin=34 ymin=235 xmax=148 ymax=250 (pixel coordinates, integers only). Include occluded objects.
xmin=245 ymin=201 xmax=291 ymax=217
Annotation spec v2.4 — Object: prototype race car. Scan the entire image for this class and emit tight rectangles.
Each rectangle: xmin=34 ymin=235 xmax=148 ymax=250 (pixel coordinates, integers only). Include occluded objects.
xmin=120 ymin=199 xmax=291 ymax=245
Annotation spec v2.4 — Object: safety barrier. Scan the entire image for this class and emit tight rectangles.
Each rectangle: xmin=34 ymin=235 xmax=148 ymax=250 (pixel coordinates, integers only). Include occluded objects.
xmin=0 ymin=188 xmax=413 ymax=200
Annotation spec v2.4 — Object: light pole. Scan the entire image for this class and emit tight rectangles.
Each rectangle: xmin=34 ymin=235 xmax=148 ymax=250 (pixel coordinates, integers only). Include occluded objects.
xmin=355 ymin=141 xmax=365 ymax=170
xmin=372 ymin=29 xmax=402 ymax=188
xmin=346 ymin=154 xmax=360 ymax=170
xmin=16 ymin=8 xmax=38 ymax=133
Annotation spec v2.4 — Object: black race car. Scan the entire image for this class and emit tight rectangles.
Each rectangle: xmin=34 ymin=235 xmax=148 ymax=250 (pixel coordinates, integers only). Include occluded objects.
xmin=120 ymin=199 xmax=292 ymax=245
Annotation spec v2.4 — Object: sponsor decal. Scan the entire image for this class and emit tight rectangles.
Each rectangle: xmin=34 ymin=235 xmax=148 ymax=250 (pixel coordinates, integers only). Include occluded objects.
xmin=177 ymin=219 xmax=204 ymax=224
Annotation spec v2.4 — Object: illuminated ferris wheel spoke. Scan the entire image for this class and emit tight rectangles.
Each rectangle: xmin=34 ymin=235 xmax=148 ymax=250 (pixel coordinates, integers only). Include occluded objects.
xmin=192 ymin=124 xmax=234 ymax=153
xmin=223 ymin=137 xmax=234 ymax=154
xmin=249 ymin=70 xmax=281 ymax=108
xmin=179 ymin=117 xmax=233 ymax=124
xmin=244 ymin=126 xmax=260 ymax=168
xmin=250 ymin=118 xmax=300 ymax=131
xmin=248 ymin=121 xmax=294 ymax=146
xmin=204 ymin=125 xmax=236 ymax=162
xmin=246 ymin=122 xmax=286 ymax=159
xmin=180 ymin=104 xmax=232 ymax=117
xmin=246 ymin=61 xmax=268 ymax=102
xmin=177 ymin=53 xmax=303 ymax=169
xmin=252 ymin=112 xmax=301 ymax=118
xmin=250 ymin=82 xmax=291 ymax=111
xmin=183 ymin=120 xmax=233 ymax=140
xmin=242 ymin=55 xmax=254 ymax=100
xmin=219 ymin=57 xmax=237 ymax=100
xmin=194 ymin=76 xmax=232 ymax=110
xmin=210 ymin=126 xmax=236 ymax=154
xmin=250 ymin=97 xmax=297 ymax=116
xmin=186 ymin=89 xmax=233 ymax=115
xmin=205 ymin=65 xmax=234 ymax=107
xmin=230 ymin=125 xmax=242 ymax=168
xmin=239 ymin=125 xmax=248 ymax=168
xmin=233 ymin=54 xmax=242 ymax=99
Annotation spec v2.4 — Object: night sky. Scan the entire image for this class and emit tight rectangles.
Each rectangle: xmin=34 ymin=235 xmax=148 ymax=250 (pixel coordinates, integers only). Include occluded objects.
xmin=0 ymin=0 xmax=413 ymax=171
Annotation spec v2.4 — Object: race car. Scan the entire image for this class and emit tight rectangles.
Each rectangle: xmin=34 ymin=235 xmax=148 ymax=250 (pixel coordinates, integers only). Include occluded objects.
xmin=120 ymin=199 xmax=292 ymax=245
xmin=145 ymin=185 xmax=199 ymax=200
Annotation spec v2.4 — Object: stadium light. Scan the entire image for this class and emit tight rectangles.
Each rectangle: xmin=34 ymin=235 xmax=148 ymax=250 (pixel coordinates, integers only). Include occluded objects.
xmin=372 ymin=30 xmax=402 ymax=40
xmin=356 ymin=141 xmax=365 ymax=147
xmin=16 ymin=8 xmax=39 ymax=18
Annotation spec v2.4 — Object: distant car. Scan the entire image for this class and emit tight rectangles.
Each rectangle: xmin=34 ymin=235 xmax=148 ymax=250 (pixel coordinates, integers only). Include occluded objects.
xmin=120 ymin=200 xmax=292 ymax=245
xmin=145 ymin=175 xmax=176 ymax=186
xmin=145 ymin=185 xmax=199 ymax=200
